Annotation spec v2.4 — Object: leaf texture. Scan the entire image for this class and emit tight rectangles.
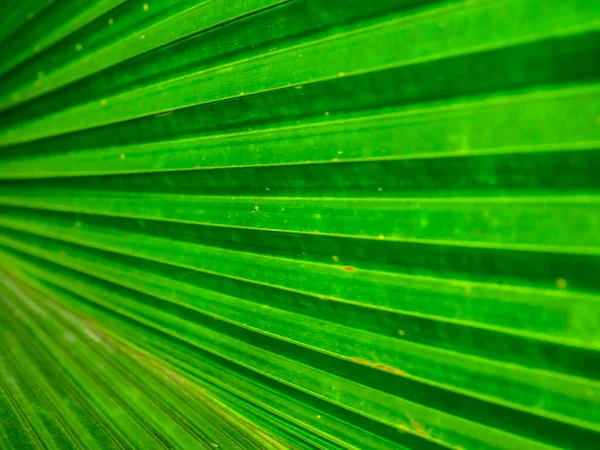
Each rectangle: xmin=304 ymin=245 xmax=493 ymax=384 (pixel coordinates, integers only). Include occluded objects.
xmin=1 ymin=1 xmax=599 ymax=449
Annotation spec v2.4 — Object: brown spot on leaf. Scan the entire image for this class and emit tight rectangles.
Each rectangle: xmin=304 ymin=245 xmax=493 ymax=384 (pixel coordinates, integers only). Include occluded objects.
xmin=350 ymin=357 xmax=371 ymax=365
xmin=410 ymin=419 xmax=427 ymax=437
xmin=556 ymin=278 xmax=567 ymax=289
xmin=350 ymin=358 xmax=408 ymax=376
xmin=343 ymin=266 xmax=355 ymax=272
xmin=374 ymin=364 xmax=408 ymax=376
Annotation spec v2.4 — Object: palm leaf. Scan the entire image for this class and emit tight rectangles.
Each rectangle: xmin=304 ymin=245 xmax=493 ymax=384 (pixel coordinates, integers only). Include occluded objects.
xmin=1 ymin=1 xmax=599 ymax=449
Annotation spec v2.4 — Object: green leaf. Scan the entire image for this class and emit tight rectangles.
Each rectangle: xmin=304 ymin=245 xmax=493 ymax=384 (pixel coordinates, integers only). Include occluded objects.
xmin=1 ymin=1 xmax=599 ymax=449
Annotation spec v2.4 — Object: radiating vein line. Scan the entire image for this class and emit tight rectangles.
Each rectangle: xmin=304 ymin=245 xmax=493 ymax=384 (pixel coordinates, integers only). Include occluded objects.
xmin=1 ymin=83 xmax=598 ymax=178
xmin=0 ymin=191 xmax=598 ymax=253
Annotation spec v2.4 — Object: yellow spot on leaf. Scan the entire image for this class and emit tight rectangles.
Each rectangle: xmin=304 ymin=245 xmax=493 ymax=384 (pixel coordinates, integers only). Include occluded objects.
xmin=556 ymin=278 xmax=567 ymax=289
